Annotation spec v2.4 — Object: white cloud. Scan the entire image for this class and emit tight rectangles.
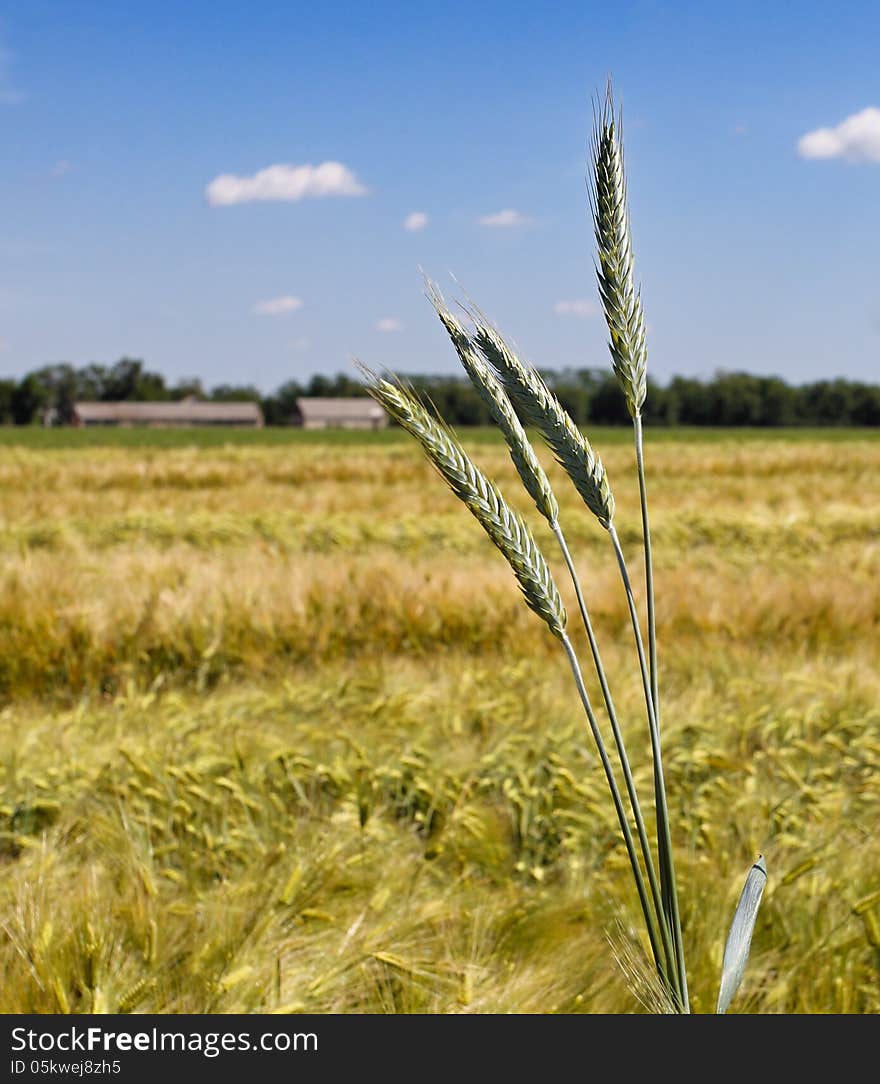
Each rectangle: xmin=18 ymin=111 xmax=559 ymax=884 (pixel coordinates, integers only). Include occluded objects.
xmin=206 ymin=161 xmax=368 ymax=206
xmin=553 ymin=299 xmax=599 ymax=318
xmin=404 ymin=211 xmax=429 ymax=232
xmin=52 ymin=160 xmax=71 ymax=176
xmin=252 ymin=295 xmax=303 ymax=316
xmin=376 ymin=317 xmax=402 ymax=332
xmin=797 ymin=107 xmax=880 ymax=163
xmin=479 ymin=208 xmax=530 ymax=228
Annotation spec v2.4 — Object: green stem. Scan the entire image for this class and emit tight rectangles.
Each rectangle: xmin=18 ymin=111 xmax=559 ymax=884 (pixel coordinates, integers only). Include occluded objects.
xmin=633 ymin=413 xmax=675 ymax=935
xmin=633 ymin=414 xmax=658 ymax=726
xmin=558 ymin=631 xmax=677 ymax=1004
xmin=608 ymin=523 xmax=689 ymax=1013
xmin=551 ymin=521 xmax=677 ymax=990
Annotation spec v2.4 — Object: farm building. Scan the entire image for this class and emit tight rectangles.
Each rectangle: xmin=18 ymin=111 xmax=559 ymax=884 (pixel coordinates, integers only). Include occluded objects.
xmin=70 ymin=399 xmax=264 ymax=428
xmin=292 ymin=397 xmax=388 ymax=430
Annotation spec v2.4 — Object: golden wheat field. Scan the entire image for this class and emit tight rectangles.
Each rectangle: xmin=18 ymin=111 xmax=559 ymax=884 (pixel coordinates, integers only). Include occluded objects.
xmin=0 ymin=427 xmax=878 ymax=1014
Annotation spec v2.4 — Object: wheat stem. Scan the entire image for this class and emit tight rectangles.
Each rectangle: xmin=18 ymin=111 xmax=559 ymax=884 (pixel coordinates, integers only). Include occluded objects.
xmin=634 ymin=415 xmax=658 ymax=727
xmin=558 ymin=631 xmax=675 ymax=999
xmin=551 ymin=521 xmax=677 ymax=988
xmin=608 ymin=523 xmax=688 ymax=1012
xmin=636 ymin=412 xmax=669 ymax=987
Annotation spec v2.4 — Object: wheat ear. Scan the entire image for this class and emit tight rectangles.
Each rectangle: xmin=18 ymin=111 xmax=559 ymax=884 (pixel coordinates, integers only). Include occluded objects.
xmin=592 ymin=86 xmax=659 ymax=719
xmin=590 ymin=85 xmax=647 ymax=419
xmin=423 ymin=278 xmax=559 ymax=526
xmin=356 ymin=364 xmax=566 ymax=639
xmin=469 ymin=316 xmax=615 ymax=528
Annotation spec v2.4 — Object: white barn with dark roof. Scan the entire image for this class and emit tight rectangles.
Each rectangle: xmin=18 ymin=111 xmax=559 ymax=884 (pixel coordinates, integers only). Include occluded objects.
xmin=293 ymin=397 xmax=388 ymax=430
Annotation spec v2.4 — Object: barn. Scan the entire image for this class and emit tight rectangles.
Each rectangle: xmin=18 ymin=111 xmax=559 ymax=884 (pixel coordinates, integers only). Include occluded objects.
xmin=292 ymin=397 xmax=388 ymax=430
xmin=71 ymin=400 xmax=264 ymax=428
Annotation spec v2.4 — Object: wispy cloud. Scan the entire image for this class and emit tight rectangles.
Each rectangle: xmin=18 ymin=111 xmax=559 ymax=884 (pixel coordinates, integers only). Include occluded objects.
xmin=404 ymin=211 xmax=429 ymax=232
xmin=51 ymin=160 xmax=72 ymax=177
xmin=290 ymin=336 xmax=310 ymax=351
xmin=479 ymin=208 xmax=530 ymax=228
xmin=252 ymin=295 xmax=303 ymax=316
xmin=797 ymin=107 xmax=880 ymax=163
xmin=376 ymin=317 xmax=402 ymax=333
xmin=553 ymin=299 xmax=599 ymax=318
xmin=206 ymin=162 xmax=368 ymax=206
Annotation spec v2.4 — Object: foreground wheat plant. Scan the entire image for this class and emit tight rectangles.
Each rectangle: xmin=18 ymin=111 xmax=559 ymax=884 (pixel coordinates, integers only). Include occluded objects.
xmin=360 ymin=85 xmax=765 ymax=1014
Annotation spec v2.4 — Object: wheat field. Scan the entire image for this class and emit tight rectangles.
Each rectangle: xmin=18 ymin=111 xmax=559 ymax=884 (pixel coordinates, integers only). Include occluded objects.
xmin=0 ymin=427 xmax=878 ymax=1013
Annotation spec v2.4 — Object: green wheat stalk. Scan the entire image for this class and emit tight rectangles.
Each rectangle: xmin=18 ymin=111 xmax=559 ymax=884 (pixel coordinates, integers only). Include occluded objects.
xmin=424 ymin=278 xmax=679 ymax=993
xmin=589 ymin=82 xmax=687 ymax=1004
xmin=358 ymin=83 xmax=769 ymax=1014
xmin=357 ymin=364 xmax=680 ymax=988
xmin=590 ymin=82 xmax=656 ymax=721
xmin=467 ymin=305 xmax=686 ymax=1008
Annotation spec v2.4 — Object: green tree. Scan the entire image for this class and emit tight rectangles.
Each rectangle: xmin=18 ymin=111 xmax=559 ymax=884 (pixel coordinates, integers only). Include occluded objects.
xmin=209 ymin=383 xmax=263 ymax=403
xmin=11 ymin=373 xmax=50 ymax=424
xmin=0 ymin=379 xmax=16 ymax=424
xmin=260 ymin=379 xmax=304 ymax=426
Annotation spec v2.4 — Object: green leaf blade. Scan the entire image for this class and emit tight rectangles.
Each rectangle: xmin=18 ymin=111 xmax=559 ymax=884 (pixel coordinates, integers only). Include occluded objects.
xmin=717 ymin=855 xmax=767 ymax=1014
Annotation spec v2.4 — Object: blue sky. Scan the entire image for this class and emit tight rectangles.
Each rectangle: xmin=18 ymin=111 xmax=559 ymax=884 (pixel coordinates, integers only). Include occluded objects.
xmin=1 ymin=1 xmax=878 ymax=392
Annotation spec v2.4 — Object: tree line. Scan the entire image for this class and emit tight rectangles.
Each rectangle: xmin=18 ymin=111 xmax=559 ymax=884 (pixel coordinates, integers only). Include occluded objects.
xmin=2 ymin=357 xmax=879 ymax=427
